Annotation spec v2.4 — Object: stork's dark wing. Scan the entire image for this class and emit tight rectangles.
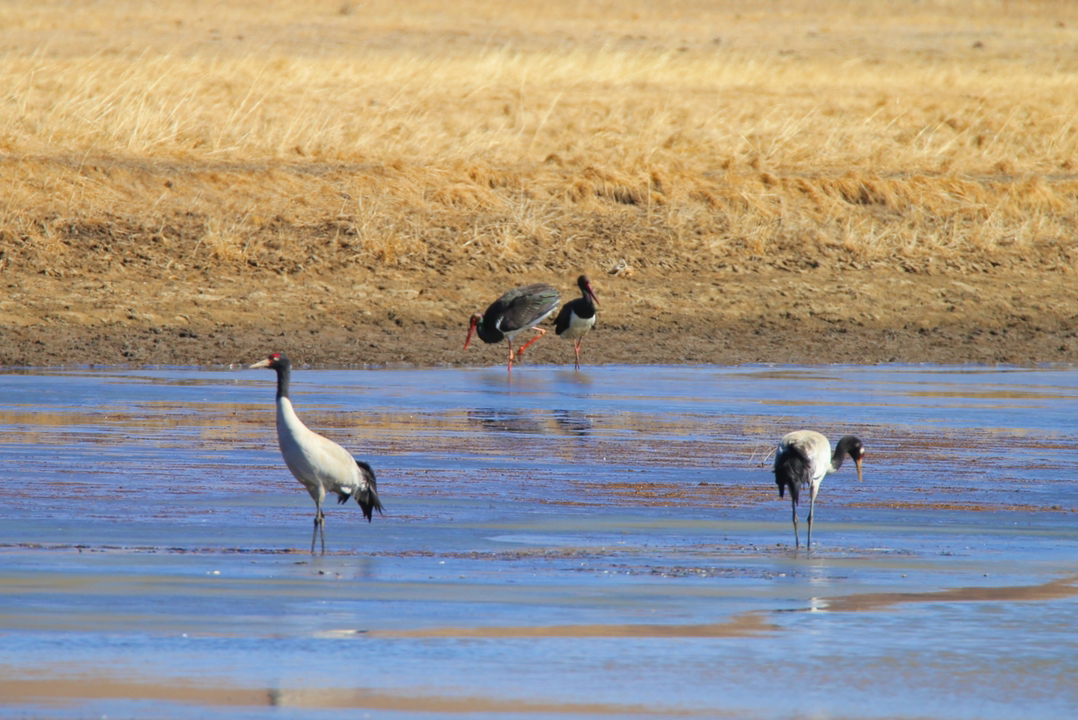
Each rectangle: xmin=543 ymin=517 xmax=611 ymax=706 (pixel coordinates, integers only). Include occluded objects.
xmin=554 ymin=301 xmax=574 ymax=335
xmin=493 ymin=283 xmax=561 ymax=333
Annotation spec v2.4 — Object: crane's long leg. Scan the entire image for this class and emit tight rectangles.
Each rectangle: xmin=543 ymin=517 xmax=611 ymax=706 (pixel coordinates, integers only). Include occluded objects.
xmin=319 ymin=510 xmax=326 ymax=554
xmin=515 ymin=327 xmax=547 ymax=356
xmin=505 ymin=339 xmax=516 ymax=371
xmin=311 ymin=499 xmax=326 ymax=555
xmin=791 ymin=496 xmax=800 ymax=549
xmin=574 ymin=338 xmax=583 ymax=370
xmin=807 ymin=493 xmax=815 ymax=550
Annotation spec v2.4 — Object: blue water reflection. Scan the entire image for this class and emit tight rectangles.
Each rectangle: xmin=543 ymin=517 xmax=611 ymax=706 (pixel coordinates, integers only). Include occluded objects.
xmin=0 ymin=364 xmax=1076 ymax=720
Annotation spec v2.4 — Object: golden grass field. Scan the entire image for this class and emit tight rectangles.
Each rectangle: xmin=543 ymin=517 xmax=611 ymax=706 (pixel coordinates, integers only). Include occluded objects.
xmin=1 ymin=0 xmax=1076 ymax=366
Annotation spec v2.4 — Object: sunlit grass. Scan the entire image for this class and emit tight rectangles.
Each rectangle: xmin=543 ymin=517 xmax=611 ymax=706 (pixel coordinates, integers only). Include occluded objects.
xmin=1 ymin=0 xmax=1076 ymax=276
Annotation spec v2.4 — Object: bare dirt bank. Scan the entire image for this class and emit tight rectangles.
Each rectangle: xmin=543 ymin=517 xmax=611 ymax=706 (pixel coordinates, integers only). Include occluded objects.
xmin=2 ymin=259 xmax=1074 ymax=368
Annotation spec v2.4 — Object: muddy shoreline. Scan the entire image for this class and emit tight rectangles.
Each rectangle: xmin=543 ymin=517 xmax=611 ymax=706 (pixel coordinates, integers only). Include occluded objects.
xmin=1 ymin=265 xmax=1075 ymax=368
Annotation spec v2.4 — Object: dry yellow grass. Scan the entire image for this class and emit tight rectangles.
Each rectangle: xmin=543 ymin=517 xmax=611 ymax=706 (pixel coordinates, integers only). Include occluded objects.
xmin=1 ymin=1 xmax=1077 ymax=370
xmin=1 ymin=0 xmax=1076 ymax=282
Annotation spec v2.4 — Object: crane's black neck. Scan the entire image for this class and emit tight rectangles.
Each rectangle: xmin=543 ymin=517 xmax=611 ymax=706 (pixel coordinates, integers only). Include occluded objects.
xmin=273 ymin=358 xmax=292 ymax=401
xmin=831 ymin=435 xmax=861 ymax=470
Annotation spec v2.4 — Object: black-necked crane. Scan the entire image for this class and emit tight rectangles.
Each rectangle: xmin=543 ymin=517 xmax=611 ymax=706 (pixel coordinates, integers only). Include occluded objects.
xmin=250 ymin=352 xmax=383 ymax=554
xmin=554 ymin=275 xmax=600 ymax=370
xmin=464 ymin=283 xmax=561 ymax=371
xmin=773 ymin=430 xmax=865 ymax=549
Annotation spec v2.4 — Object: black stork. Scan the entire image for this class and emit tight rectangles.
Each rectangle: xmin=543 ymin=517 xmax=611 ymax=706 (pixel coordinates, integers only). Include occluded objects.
xmin=773 ymin=430 xmax=865 ymax=549
xmin=250 ymin=352 xmax=384 ymax=554
xmin=464 ymin=283 xmax=561 ymax=371
xmin=554 ymin=274 xmax=600 ymax=370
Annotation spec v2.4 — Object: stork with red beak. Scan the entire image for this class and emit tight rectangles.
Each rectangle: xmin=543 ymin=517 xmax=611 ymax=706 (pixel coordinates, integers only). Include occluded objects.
xmin=464 ymin=283 xmax=561 ymax=371
xmin=554 ymin=275 xmax=600 ymax=370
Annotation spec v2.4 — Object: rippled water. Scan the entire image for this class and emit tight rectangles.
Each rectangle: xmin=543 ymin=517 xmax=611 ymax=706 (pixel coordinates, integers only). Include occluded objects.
xmin=1 ymin=364 xmax=1076 ymax=719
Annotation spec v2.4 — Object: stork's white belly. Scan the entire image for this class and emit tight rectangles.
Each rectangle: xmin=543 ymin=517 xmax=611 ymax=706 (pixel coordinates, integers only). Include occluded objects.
xmin=560 ymin=310 xmax=595 ymax=340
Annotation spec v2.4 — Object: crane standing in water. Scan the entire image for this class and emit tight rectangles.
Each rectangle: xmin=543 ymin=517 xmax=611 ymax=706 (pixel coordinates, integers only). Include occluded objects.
xmin=250 ymin=353 xmax=383 ymax=554
xmin=773 ymin=430 xmax=865 ymax=549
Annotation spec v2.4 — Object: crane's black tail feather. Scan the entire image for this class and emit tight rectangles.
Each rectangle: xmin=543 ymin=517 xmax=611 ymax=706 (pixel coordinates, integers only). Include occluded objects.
xmin=774 ymin=447 xmax=810 ymax=506
xmin=354 ymin=460 xmax=384 ymax=522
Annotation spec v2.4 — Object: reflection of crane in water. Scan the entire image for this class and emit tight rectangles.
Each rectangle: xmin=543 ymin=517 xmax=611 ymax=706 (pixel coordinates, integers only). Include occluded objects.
xmin=250 ymin=353 xmax=384 ymax=554
xmin=773 ymin=430 xmax=865 ymax=549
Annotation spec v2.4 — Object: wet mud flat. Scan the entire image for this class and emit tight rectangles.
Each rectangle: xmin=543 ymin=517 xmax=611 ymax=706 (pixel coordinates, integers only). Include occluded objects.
xmin=1 ymin=365 xmax=1077 ymax=719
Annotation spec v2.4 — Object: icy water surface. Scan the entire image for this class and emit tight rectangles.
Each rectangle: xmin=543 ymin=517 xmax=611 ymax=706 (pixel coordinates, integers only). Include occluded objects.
xmin=1 ymin=364 xmax=1076 ymax=719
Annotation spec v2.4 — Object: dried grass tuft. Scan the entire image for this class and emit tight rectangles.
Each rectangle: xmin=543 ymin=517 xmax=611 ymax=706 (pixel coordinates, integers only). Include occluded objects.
xmin=1 ymin=0 xmax=1077 ymax=277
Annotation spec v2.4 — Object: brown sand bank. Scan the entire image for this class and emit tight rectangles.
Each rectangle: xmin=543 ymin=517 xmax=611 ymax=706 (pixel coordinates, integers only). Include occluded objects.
xmin=1 ymin=223 xmax=1075 ymax=368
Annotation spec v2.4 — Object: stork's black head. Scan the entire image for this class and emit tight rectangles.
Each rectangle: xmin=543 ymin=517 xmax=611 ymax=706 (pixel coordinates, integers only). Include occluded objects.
xmin=577 ymin=275 xmax=600 ymax=305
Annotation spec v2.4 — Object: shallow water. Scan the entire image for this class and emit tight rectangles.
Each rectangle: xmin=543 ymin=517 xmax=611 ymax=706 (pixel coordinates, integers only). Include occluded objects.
xmin=1 ymin=364 xmax=1077 ymax=719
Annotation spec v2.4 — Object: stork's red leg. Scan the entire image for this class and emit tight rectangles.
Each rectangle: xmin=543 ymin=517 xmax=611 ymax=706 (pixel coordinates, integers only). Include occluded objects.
xmin=515 ymin=327 xmax=547 ymax=357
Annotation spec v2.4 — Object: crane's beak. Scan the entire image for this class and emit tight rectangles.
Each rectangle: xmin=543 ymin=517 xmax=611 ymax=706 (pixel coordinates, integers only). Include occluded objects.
xmin=587 ymin=284 xmax=600 ymax=306
xmin=249 ymin=358 xmax=271 ymax=369
xmin=854 ymin=454 xmax=864 ymax=483
xmin=464 ymin=316 xmax=479 ymax=350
